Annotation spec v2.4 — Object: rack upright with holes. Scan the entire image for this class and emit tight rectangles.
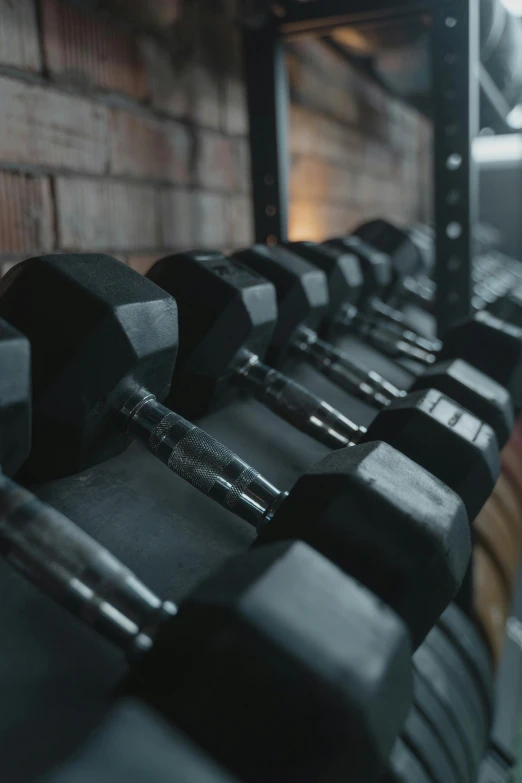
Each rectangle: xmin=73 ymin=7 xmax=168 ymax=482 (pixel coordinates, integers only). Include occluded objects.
xmin=241 ymin=0 xmax=479 ymax=337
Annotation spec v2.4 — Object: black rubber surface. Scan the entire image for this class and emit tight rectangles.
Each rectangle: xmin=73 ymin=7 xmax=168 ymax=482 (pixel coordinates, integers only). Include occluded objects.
xmin=413 ymin=671 xmax=471 ymax=782
xmin=414 ymin=644 xmax=482 ymax=779
xmin=438 ymin=603 xmax=495 ymax=724
xmin=402 ymin=705 xmax=459 ymax=783
xmin=425 ymin=625 xmax=489 ymax=754
xmin=382 ymin=738 xmax=432 ymax=783
xmin=1 ymin=336 xmax=402 ymax=783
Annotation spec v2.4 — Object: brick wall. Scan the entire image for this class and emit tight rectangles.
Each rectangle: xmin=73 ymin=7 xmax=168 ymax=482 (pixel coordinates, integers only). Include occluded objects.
xmin=0 ymin=0 xmax=431 ymax=275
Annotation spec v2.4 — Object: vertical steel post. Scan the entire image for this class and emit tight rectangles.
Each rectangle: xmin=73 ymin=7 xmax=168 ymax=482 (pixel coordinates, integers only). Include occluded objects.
xmin=243 ymin=20 xmax=290 ymax=243
xmin=432 ymin=0 xmax=480 ymax=338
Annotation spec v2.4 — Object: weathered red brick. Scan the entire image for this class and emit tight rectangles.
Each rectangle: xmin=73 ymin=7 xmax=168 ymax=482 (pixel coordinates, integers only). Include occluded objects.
xmin=196 ymin=130 xmax=241 ymax=192
xmin=115 ymin=0 xmax=181 ymax=29
xmin=142 ymin=39 xmax=221 ymax=129
xmin=225 ymin=77 xmax=248 ymax=136
xmin=0 ymin=76 xmax=108 ymax=172
xmin=160 ymin=188 xmax=197 ymax=248
xmin=109 ymin=109 xmax=191 ymax=183
xmin=194 ymin=191 xmax=230 ymax=248
xmin=42 ymin=0 xmax=148 ymax=99
xmin=56 ymin=177 xmax=159 ymax=250
xmin=228 ymin=195 xmax=253 ymax=249
xmin=289 ymin=106 xmax=320 ymax=156
xmin=0 ymin=0 xmax=41 ymax=71
xmin=0 ymin=172 xmax=54 ymax=254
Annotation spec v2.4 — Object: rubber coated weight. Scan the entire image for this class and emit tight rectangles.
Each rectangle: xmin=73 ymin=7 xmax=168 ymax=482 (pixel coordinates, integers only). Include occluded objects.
xmin=41 ymin=700 xmax=237 ymax=783
xmin=439 ymin=311 xmax=522 ymax=412
xmin=402 ymin=707 xmax=459 ymax=783
xmin=381 ymin=740 xmax=432 ymax=783
xmin=0 ymin=258 xmax=471 ymax=653
xmin=353 ymin=219 xmax=424 ymax=283
xmin=413 ymin=673 xmax=471 ymax=783
xmin=438 ymin=603 xmax=495 ymax=726
xmin=148 ymin=252 xmax=278 ymax=417
xmin=475 ymin=496 xmax=520 ymax=592
xmin=424 ymin=626 xmax=489 ymax=755
xmin=489 ymin=286 xmax=522 ymax=329
xmin=474 ymin=542 xmax=510 ymax=667
xmin=259 ymin=440 xmax=471 ymax=648
xmin=323 ymin=235 xmax=393 ymax=301
xmin=362 ymin=388 xmax=500 ymax=521
xmin=411 ymin=358 xmax=515 ymax=449
xmin=413 ymin=644 xmax=480 ymax=779
xmin=0 ymin=254 xmax=179 ymax=478
xmin=233 ymin=245 xmax=329 ymax=368
xmin=124 ymin=541 xmax=413 ymax=783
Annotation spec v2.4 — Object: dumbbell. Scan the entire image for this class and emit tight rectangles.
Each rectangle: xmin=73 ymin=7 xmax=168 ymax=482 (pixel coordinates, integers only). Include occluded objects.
xmin=146 ymin=250 xmax=368 ymax=450
xmin=230 ymin=244 xmax=404 ymax=407
xmin=231 ymin=247 xmax=500 ymax=521
xmin=352 ymin=221 xmax=522 ymax=408
xmin=0 ymin=323 xmax=413 ymax=783
xmin=280 ymin=239 xmax=516 ymax=449
xmin=0 ymin=258 xmax=471 ymax=647
xmin=320 ymin=231 xmax=442 ymax=361
xmin=40 ymin=701 xmax=238 ymax=782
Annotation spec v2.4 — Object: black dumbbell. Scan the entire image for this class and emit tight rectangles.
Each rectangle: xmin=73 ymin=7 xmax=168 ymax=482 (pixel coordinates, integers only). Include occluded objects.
xmin=232 ymin=247 xmax=499 ymax=521
xmin=0 ymin=257 xmax=470 ymax=647
xmin=40 ymin=701 xmax=238 ymax=783
xmin=145 ymin=251 xmax=362 ymax=448
xmin=351 ymin=222 xmax=522 ymax=411
xmin=0 ymin=322 xmax=413 ymax=783
xmin=232 ymin=244 xmax=403 ymax=407
xmin=283 ymin=239 xmax=516 ymax=448
xmin=320 ymin=233 xmax=441 ymax=361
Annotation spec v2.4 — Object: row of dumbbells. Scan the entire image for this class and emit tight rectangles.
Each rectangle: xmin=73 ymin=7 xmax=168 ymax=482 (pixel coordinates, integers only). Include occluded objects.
xmin=0 ymin=225 xmax=521 ymax=781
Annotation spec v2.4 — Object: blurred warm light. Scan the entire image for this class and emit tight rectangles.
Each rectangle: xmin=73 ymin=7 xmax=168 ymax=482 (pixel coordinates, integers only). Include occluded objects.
xmin=289 ymin=202 xmax=327 ymax=241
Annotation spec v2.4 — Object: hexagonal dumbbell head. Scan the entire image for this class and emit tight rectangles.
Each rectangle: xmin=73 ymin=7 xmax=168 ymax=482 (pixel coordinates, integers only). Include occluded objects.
xmin=148 ymin=251 xmax=277 ymax=418
xmin=362 ymin=389 xmax=500 ymax=521
xmin=258 ymin=442 xmax=470 ymax=648
xmin=233 ymin=245 xmax=328 ymax=367
xmin=439 ymin=311 xmax=522 ymax=412
xmin=488 ymin=286 xmax=522 ymax=328
xmin=324 ymin=235 xmax=393 ymax=301
xmin=0 ymin=255 xmax=178 ymax=479
xmin=0 ymin=320 xmax=31 ymax=477
xmin=411 ymin=359 xmax=514 ymax=449
xmin=353 ymin=218 xmax=424 ymax=283
xmin=283 ymin=241 xmax=363 ymax=312
xmin=125 ymin=541 xmax=413 ymax=783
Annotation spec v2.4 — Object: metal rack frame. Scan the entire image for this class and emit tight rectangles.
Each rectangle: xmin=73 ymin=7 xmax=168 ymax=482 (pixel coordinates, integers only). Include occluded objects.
xmin=242 ymin=0 xmax=481 ymax=336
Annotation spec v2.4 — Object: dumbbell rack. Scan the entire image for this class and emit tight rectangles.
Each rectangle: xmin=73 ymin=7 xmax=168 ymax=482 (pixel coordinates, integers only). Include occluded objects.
xmin=2 ymin=336 xmax=376 ymax=782
xmin=241 ymin=4 xmax=522 ymax=779
xmin=242 ymin=0 xmax=510 ymax=338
